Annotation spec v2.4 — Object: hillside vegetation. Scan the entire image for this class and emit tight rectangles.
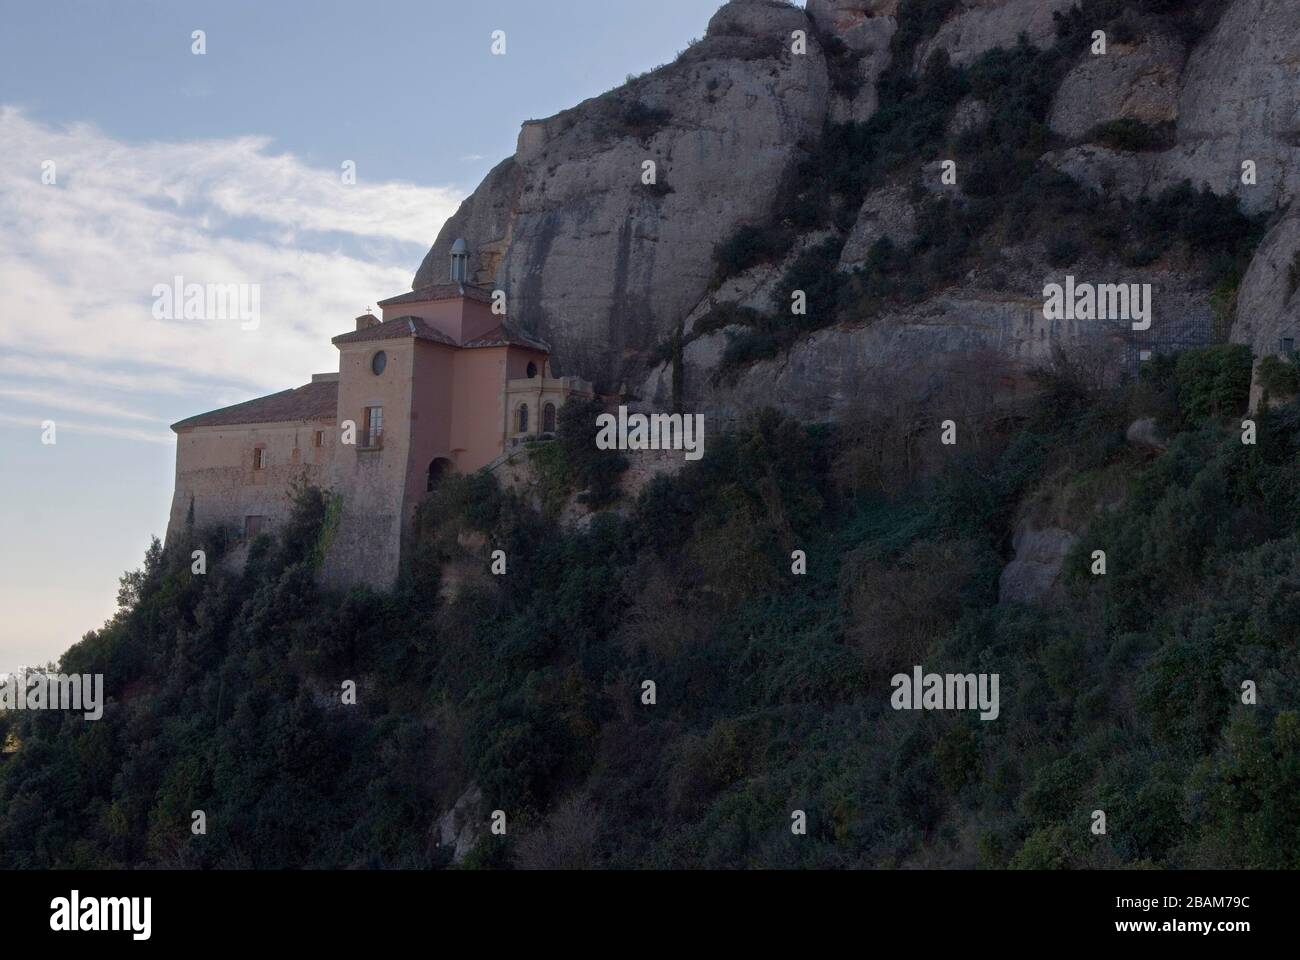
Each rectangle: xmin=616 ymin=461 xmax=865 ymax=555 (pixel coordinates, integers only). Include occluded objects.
xmin=2 ymin=347 xmax=1297 ymax=869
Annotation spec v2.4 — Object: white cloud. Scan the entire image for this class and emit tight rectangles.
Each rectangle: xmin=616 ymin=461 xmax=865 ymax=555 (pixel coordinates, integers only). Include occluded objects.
xmin=0 ymin=385 xmax=165 ymax=422
xmin=0 ymin=413 xmax=172 ymax=445
xmin=0 ymin=106 xmax=463 ymax=436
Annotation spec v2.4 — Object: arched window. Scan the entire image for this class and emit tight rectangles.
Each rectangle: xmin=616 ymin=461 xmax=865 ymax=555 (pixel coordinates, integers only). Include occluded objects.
xmin=427 ymin=457 xmax=453 ymax=492
xmin=526 ymin=361 xmax=538 ymax=379
xmin=543 ymin=402 xmax=556 ymax=433
xmin=517 ymin=403 xmax=529 ymax=434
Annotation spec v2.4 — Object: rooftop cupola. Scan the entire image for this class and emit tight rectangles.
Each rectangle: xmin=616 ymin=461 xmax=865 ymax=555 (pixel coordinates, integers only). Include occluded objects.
xmin=450 ymin=238 xmax=469 ymax=287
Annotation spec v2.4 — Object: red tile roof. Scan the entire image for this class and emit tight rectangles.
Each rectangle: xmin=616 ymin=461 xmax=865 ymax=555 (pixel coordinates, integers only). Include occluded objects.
xmin=377 ymin=283 xmax=495 ymax=307
xmin=331 ymin=315 xmax=459 ymax=347
xmin=463 ymin=323 xmax=551 ymax=352
xmin=171 ymin=379 xmax=337 ymax=431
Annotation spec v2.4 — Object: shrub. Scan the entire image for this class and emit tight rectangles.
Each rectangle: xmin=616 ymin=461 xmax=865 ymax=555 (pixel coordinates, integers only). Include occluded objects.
xmin=557 ymin=396 xmax=628 ymax=508
xmin=1258 ymin=354 xmax=1300 ymax=399
xmin=1174 ymin=344 xmax=1252 ymax=421
xmin=1046 ymin=234 xmax=1081 ymax=267
xmin=1087 ymin=118 xmax=1174 ymax=152
xmin=712 ymin=223 xmax=794 ymax=278
xmin=692 ymin=302 xmax=765 ymax=339
xmin=617 ymin=99 xmax=671 ymax=139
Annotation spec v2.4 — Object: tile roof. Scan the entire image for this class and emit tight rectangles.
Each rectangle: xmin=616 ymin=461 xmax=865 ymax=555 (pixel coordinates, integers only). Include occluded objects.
xmin=463 ymin=323 xmax=551 ymax=352
xmin=331 ymin=315 xmax=459 ymax=347
xmin=377 ymin=283 xmax=495 ymax=307
xmin=171 ymin=379 xmax=338 ymax=431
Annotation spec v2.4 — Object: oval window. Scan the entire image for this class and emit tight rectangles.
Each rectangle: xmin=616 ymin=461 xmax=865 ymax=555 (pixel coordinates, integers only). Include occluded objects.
xmin=371 ymin=351 xmax=387 ymax=375
xmin=526 ymin=361 xmax=538 ymax=378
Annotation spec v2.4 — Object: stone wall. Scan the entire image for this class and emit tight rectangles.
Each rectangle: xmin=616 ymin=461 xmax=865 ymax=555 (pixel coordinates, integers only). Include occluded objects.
xmin=319 ymin=341 xmax=419 ymax=590
xmin=167 ymin=417 xmax=334 ymax=546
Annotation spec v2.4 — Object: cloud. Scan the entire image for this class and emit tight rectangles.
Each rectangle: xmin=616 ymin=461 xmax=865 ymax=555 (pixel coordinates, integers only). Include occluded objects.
xmin=0 ymin=385 xmax=165 ymax=422
xmin=0 ymin=106 xmax=463 ymax=438
xmin=0 ymin=413 xmax=172 ymax=445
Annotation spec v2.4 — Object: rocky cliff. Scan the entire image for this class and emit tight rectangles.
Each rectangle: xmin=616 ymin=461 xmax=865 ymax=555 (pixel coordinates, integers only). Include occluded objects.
xmin=414 ymin=0 xmax=1300 ymax=421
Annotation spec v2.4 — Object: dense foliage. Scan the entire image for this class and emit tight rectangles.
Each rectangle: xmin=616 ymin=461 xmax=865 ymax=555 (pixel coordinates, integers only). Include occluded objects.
xmin=2 ymin=347 xmax=1296 ymax=869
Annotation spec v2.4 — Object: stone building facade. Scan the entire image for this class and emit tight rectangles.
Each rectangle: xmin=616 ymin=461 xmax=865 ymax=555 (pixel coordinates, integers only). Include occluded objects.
xmin=167 ymin=253 xmax=593 ymax=587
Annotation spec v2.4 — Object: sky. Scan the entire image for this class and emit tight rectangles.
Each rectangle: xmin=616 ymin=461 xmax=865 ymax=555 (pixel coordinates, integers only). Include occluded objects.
xmin=0 ymin=0 xmax=729 ymax=668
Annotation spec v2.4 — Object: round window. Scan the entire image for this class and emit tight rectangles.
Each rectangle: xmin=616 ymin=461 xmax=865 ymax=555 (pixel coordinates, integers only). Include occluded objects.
xmin=371 ymin=351 xmax=387 ymax=375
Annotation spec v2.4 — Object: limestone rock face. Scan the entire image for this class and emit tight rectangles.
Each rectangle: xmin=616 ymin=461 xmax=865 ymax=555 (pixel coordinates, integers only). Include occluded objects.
xmin=808 ymin=0 xmax=898 ymax=121
xmin=681 ymin=230 xmax=836 ymax=338
xmin=1231 ymin=210 xmax=1300 ymax=363
xmin=638 ymin=260 xmax=1215 ymax=427
xmin=1048 ymin=30 xmax=1185 ymax=140
xmin=1162 ymin=0 xmax=1300 ymax=215
xmin=1042 ymin=1 xmax=1300 ymax=214
xmin=915 ymin=0 xmax=1076 ymax=68
xmin=1126 ymin=417 xmax=1168 ymax=453
xmin=1040 ymin=144 xmax=1160 ymax=200
xmin=437 ymin=784 xmax=484 ymax=865
xmin=807 ymin=0 xmax=900 ymax=35
xmin=414 ymin=0 xmax=829 ymax=391
xmin=839 ymin=185 xmax=917 ymax=268
xmin=998 ymin=526 xmax=1079 ymax=605
xmin=413 ymin=0 xmax=1300 ymax=417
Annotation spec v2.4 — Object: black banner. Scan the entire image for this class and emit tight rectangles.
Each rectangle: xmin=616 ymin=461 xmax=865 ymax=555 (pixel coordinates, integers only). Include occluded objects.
xmin=0 ymin=869 xmax=1285 ymax=947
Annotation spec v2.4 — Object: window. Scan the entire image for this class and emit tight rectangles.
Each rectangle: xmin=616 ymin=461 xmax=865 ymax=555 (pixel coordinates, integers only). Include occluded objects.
xmin=517 ymin=403 xmax=529 ymax=433
xmin=371 ymin=350 xmax=387 ymax=376
xmin=244 ymin=515 xmax=268 ymax=538
xmin=1282 ymin=337 xmax=1295 ymax=356
xmin=526 ymin=361 xmax=538 ymax=379
xmin=543 ymin=402 xmax=556 ymax=433
xmin=253 ymin=447 xmax=266 ymax=470
xmin=363 ymin=406 xmax=384 ymax=448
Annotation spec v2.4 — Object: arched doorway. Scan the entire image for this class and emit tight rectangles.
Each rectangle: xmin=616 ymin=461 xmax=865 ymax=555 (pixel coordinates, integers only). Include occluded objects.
xmin=427 ymin=457 xmax=454 ymax=492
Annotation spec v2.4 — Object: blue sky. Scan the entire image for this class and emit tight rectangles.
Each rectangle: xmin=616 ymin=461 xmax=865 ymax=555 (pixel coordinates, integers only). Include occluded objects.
xmin=0 ymin=0 xmax=727 ymax=667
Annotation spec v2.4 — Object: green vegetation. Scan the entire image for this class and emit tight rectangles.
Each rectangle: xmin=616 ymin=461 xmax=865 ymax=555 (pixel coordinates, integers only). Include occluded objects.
xmin=1087 ymin=118 xmax=1175 ymax=152
xmin=616 ymin=100 xmax=672 ymax=141
xmin=526 ymin=397 xmax=630 ymax=514
xmin=1258 ymin=354 xmax=1300 ymax=400
xmin=2 ymin=0 xmax=1282 ymax=873
xmin=3 ymin=348 xmax=1297 ymax=869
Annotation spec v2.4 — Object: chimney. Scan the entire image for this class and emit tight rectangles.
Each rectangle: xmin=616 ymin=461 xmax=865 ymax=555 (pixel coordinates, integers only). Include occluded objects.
xmin=356 ymin=312 xmax=378 ymax=331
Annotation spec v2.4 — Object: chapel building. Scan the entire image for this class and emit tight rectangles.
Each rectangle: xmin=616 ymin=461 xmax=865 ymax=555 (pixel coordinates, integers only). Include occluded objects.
xmin=167 ymin=243 xmax=592 ymax=586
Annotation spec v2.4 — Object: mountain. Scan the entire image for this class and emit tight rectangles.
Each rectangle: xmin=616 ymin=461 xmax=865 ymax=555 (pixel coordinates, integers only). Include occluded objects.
xmin=416 ymin=0 xmax=1300 ymax=425
xmin=5 ymin=0 xmax=1300 ymax=874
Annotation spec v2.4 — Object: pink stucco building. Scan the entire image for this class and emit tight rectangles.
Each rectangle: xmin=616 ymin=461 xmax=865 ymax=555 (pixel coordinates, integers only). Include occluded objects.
xmin=167 ymin=250 xmax=592 ymax=587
